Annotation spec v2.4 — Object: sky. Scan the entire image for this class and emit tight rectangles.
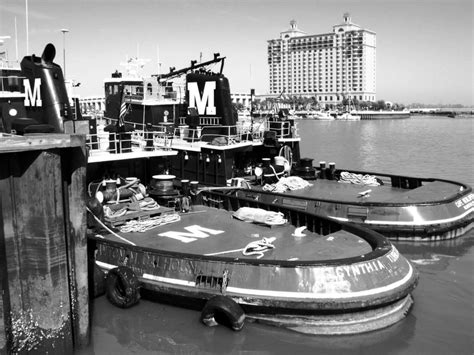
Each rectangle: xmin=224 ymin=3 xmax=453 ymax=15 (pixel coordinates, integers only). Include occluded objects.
xmin=1 ymin=0 xmax=473 ymax=106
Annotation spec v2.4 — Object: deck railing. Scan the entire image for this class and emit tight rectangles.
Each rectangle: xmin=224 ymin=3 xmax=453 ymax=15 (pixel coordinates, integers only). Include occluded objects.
xmin=85 ymin=115 xmax=300 ymax=156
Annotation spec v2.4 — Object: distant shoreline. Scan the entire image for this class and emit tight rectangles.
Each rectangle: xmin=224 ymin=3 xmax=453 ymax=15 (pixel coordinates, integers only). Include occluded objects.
xmin=410 ymin=109 xmax=473 ymax=116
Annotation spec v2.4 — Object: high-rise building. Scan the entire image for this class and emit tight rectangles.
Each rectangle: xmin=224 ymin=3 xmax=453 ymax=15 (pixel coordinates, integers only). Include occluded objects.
xmin=267 ymin=13 xmax=376 ymax=106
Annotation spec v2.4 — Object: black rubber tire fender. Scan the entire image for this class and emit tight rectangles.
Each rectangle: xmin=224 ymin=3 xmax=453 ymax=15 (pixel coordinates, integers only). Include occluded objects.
xmin=200 ymin=295 xmax=245 ymax=331
xmin=105 ymin=266 xmax=141 ymax=308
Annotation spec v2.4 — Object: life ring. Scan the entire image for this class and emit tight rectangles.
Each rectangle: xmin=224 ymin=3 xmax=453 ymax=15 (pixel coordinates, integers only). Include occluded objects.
xmin=105 ymin=266 xmax=141 ymax=308
xmin=200 ymin=295 xmax=245 ymax=331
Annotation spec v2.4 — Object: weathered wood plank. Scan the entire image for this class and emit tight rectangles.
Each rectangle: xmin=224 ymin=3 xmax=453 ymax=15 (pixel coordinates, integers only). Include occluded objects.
xmin=0 ymin=134 xmax=89 ymax=353
xmin=0 ymin=197 xmax=12 ymax=354
xmin=0 ymin=134 xmax=84 ymax=154
xmin=8 ymin=150 xmax=73 ymax=353
xmin=62 ymin=144 xmax=90 ymax=348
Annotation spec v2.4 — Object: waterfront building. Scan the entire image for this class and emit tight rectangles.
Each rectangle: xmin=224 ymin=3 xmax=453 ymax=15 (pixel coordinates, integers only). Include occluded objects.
xmin=79 ymin=96 xmax=105 ymax=115
xmin=267 ymin=13 xmax=376 ymax=107
xmin=231 ymin=92 xmax=252 ymax=109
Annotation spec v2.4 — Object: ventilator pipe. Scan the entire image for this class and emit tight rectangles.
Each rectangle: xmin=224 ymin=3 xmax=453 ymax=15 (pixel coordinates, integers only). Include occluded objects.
xmin=319 ymin=161 xmax=327 ymax=179
xmin=328 ymin=162 xmax=336 ymax=180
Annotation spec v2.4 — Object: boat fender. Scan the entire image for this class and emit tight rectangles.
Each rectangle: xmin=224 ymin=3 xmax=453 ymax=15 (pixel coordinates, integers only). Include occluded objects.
xmin=105 ymin=266 xmax=141 ymax=308
xmin=200 ymin=295 xmax=245 ymax=331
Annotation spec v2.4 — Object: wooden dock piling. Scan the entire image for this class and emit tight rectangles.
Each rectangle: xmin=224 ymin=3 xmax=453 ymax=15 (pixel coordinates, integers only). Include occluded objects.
xmin=0 ymin=134 xmax=89 ymax=353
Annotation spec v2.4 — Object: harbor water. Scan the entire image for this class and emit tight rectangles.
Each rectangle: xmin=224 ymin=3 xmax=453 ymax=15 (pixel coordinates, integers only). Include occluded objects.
xmin=79 ymin=115 xmax=473 ymax=355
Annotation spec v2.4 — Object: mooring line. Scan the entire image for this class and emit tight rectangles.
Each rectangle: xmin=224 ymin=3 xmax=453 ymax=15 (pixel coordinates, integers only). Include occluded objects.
xmin=86 ymin=207 xmax=136 ymax=246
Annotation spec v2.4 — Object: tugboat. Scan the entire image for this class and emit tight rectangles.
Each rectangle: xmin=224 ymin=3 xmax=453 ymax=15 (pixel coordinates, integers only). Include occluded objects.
xmin=81 ymin=55 xmax=473 ymax=242
xmin=88 ymin=184 xmax=418 ymax=335
xmin=0 ymin=42 xmax=72 ymax=134
xmin=82 ymin=59 xmax=418 ymax=334
xmin=1 ymin=43 xmax=419 ymax=334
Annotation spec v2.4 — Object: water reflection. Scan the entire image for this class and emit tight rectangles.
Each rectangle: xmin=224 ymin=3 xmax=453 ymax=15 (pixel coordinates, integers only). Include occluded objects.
xmin=79 ymin=294 xmax=416 ymax=355
xmin=396 ymin=230 xmax=474 ymax=265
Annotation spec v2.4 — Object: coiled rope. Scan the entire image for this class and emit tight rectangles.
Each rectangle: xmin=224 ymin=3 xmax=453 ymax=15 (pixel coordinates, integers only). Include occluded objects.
xmin=232 ymin=207 xmax=287 ymax=226
xmin=242 ymin=237 xmax=276 ymax=259
xmin=86 ymin=207 xmax=136 ymax=246
xmin=119 ymin=213 xmax=181 ymax=233
xmin=263 ymin=176 xmax=312 ymax=193
xmin=339 ymin=172 xmax=381 ymax=186
xmin=205 ymin=236 xmax=276 ymax=259
xmin=103 ymin=198 xmax=160 ymax=219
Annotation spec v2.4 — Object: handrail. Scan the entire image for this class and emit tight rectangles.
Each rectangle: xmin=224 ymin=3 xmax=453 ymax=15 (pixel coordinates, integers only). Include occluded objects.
xmin=93 ymin=115 xmax=301 ymax=151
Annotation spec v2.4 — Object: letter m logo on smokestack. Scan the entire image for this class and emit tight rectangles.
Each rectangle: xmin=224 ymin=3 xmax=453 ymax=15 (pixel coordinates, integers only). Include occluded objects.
xmin=187 ymin=81 xmax=216 ymax=115
xmin=23 ymin=78 xmax=42 ymax=107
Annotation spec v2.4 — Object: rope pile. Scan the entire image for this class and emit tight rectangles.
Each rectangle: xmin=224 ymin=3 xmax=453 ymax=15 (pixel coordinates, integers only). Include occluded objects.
xmin=119 ymin=213 xmax=181 ymax=233
xmin=338 ymin=172 xmax=381 ymax=186
xmin=103 ymin=205 xmax=127 ymax=218
xmin=205 ymin=236 xmax=277 ymax=259
xmin=103 ymin=198 xmax=160 ymax=219
xmin=232 ymin=207 xmax=287 ymax=226
xmin=262 ymin=176 xmax=312 ymax=193
xmin=242 ymin=237 xmax=276 ymax=259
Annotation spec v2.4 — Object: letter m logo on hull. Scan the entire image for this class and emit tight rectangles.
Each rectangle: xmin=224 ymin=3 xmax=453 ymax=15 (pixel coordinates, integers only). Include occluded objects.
xmin=158 ymin=225 xmax=224 ymax=243
xmin=187 ymin=81 xmax=216 ymax=115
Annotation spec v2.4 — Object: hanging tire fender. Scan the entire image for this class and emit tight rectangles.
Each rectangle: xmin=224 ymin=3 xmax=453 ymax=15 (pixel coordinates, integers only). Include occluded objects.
xmin=200 ymin=295 xmax=245 ymax=331
xmin=105 ymin=266 xmax=141 ymax=308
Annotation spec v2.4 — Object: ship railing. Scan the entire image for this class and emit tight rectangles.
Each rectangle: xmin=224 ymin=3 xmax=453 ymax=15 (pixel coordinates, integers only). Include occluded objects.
xmin=236 ymin=121 xmax=265 ymax=142
xmin=168 ymin=124 xmax=252 ymax=147
xmin=86 ymin=120 xmax=176 ymax=156
xmin=177 ymin=116 xmax=222 ymax=126
xmin=86 ymin=119 xmax=267 ymax=155
xmin=86 ymin=129 xmax=177 ymax=156
xmin=263 ymin=120 xmax=299 ymax=139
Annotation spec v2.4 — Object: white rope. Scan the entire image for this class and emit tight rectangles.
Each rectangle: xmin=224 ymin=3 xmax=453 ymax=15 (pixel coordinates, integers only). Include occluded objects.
xmin=86 ymin=207 xmax=136 ymax=246
xmin=103 ymin=198 xmax=160 ymax=219
xmin=205 ymin=236 xmax=276 ymax=259
xmin=263 ymin=176 xmax=312 ymax=193
xmin=339 ymin=171 xmax=381 ymax=186
xmin=119 ymin=213 xmax=181 ymax=233
xmin=232 ymin=207 xmax=287 ymax=226
xmin=278 ymin=145 xmax=293 ymax=168
xmin=242 ymin=237 xmax=276 ymax=259
xmin=103 ymin=205 xmax=127 ymax=218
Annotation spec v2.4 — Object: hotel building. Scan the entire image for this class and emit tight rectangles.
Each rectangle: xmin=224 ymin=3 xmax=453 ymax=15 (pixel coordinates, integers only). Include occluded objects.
xmin=267 ymin=13 xmax=376 ymax=106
